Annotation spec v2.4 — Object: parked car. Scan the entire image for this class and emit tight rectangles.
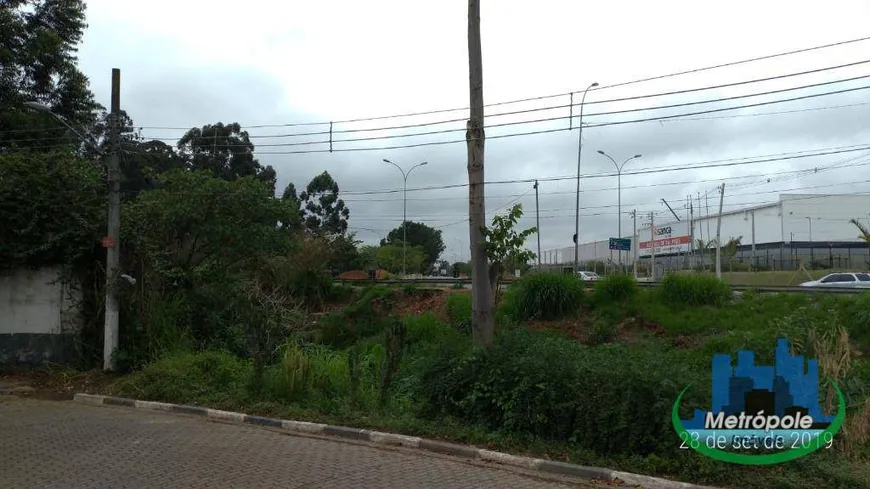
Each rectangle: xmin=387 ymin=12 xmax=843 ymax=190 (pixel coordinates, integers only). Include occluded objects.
xmin=800 ymin=272 xmax=870 ymax=289
xmin=577 ymin=271 xmax=601 ymax=282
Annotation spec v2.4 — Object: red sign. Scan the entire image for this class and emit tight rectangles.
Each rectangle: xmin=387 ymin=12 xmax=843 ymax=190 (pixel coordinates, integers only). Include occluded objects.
xmin=639 ymin=235 xmax=691 ymax=250
xmin=101 ymin=236 xmax=117 ymax=249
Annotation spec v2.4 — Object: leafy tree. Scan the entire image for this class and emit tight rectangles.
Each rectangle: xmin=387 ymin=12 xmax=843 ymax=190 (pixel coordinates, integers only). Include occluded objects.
xmin=299 ymin=171 xmax=350 ymax=235
xmin=327 ymin=233 xmax=363 ymax=272
xmin=177 ymin=122 xmax=276 ymax=191
xmin=482 ymin=204 xmax=536 ymax=310
xmin=1 ymin=0 xmax=101 ymax=152
xmin=451 ymin=261 xmax=472 ymax=277
xmin=359 ymin=244 xmax=425 ymax=274
xmin=381 ymin=221 xmax=445 ymax=273
xmin=0 ymin=152 xmax=104 ymax=269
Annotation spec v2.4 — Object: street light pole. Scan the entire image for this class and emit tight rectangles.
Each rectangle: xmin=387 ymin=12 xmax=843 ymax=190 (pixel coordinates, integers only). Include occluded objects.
xmin=383 ymin=159 xmax=427 ymax=277
xmin=573 ymin=82 xmax=598 ymax=273
xmin=597 ymin=151 xmax=642 ymax=269
xmin=23 ymin=69 xmax=122 ymax=371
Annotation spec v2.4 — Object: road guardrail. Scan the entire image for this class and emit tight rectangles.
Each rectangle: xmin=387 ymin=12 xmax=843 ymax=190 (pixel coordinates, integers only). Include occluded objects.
xmin=336 ymin=277 xmax=868 ymax=294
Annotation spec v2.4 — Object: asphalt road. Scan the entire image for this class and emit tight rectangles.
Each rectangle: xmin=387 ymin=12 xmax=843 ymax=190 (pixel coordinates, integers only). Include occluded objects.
xmin=0 ymin=396 xmax=595 ymax=489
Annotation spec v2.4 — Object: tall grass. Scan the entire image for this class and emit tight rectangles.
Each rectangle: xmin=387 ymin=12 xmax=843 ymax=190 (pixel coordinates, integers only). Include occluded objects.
xmin=660 ymin=274 xmax=731 ymax=307
xmin=592 ymin=274 xmax=638 ymax=304
xmin=501 ymin=273 xmax=584 ymax=320
xmin=445 ymin=294 xmax=471 ymax=332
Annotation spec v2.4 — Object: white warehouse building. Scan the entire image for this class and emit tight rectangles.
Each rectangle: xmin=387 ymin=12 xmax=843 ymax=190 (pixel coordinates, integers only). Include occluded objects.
xmin=541 ymin=194 xmax=870 ymax=275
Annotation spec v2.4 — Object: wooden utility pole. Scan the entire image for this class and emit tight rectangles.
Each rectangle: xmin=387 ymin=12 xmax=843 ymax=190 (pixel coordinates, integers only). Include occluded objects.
xmin=466 ymin=0 xmax=493 ymax=347
xmin=104 ymin=68 xmax=121 ymax=371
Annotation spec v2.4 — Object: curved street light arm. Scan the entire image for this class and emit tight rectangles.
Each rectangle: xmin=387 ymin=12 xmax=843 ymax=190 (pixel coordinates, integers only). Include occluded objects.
xmin=24 ymin=102 xmax=105 ymax=156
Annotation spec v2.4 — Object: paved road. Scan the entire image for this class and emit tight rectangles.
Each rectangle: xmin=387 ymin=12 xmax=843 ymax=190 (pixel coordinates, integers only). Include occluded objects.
xmin=0 ymin=396 xmax=592 ymax=489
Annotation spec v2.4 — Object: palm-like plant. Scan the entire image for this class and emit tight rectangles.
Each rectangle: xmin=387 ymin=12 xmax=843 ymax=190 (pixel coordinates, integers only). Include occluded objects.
xmin=850 ymin=219 xmax=870 ymax=244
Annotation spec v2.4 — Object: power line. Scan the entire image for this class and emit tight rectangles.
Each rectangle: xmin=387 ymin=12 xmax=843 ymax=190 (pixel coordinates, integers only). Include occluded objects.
xmin=367 ymin=177 xmax=870 ymax=219
xmin=11 ymin=79 xmax=870 ymax=153
xmin=127 ymin=69 xmax=870 ymax=148
xmin=338 ymin=144 xmax=870 ymax=196
xmin=134 ymin=34 xmax=870 ymax=130
xmin=342 ymin=152 xmax=870 ymax=202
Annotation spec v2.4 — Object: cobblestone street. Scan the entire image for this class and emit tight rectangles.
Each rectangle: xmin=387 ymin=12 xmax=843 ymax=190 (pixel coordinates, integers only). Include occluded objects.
xmin=0 ymin=396 xmax=594 ymax=488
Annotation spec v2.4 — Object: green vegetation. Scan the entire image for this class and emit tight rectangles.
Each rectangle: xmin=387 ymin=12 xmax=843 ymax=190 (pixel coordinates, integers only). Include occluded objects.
xmin=111 ymin=279 xmax=870 ymax=488
xmin=500 ymin=273 xmax=585 ymax=320
xmin=660 ymin=274 xmax=732 ymax=307
xmin=592 ymin=273 xmax=639 ymax=304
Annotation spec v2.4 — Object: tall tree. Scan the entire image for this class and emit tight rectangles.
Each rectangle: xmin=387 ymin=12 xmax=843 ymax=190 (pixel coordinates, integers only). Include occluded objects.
xmin=0 ymin=0 xmax=102 ymax=152
xmin=381 ymin=221 xmax=445 ymax=273
xmin=177 ymin=122 xmax=276 ymax=192
xmin=299 ymin=171 xmax=350 ymax=235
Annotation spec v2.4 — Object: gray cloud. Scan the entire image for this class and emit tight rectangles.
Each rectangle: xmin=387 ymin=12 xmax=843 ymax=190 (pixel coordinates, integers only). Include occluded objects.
xmin=75 ymin=0 xmax=870 ymax=262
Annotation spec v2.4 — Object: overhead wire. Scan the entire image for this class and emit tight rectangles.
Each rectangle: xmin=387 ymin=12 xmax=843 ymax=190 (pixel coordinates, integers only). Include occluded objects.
xmin=132 ymin=34 xmax=870 ymax=130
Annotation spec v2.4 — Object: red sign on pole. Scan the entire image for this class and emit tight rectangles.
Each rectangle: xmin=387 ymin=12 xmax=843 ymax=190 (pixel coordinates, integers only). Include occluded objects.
xmin=101 ymin=236 xmax=116 ymax=249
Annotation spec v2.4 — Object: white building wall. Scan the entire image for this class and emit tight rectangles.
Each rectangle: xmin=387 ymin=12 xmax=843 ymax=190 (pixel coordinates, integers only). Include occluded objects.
xmin=0 ymin=266 xmax=81 ymax=364
xmin=781 ymin=194 xmax=869 ymax=243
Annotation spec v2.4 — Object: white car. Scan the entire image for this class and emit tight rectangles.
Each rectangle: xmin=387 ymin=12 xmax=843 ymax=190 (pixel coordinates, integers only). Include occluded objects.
xmin=800 ymin=272 xmax=870 ymax=289
xmin=577 ymin=271 xmax=601 ymax=282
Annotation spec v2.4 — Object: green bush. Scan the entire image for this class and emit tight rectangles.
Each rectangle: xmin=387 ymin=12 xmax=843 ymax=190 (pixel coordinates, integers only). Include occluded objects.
xmin=840 ymin=292 xmax=870 ymax=351
xmin=501 ymin=273 xmax=584 ymax=320
xmin=593 ymin=274 xmax=638 ymax=304
xmin=445 ymin=293 xmax=472 ymax=333
xmin=265 ymin=343 xmax=350 ymax=401
xmin=404 ymin=313 xmax=458 ymax=346
xmin=113 ymin=351 xmax=250 ymax=405
xmin=660 ymin=274 xmax=731 ymax=307
xmin=316 ymin=287 xmax=396 ymax=348
xmin=421 ymin=328 xmax=708 ymax=455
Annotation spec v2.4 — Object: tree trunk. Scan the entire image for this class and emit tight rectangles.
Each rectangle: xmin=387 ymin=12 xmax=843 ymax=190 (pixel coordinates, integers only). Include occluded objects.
xmin=467 ymin=0 xmax=493 ymax=347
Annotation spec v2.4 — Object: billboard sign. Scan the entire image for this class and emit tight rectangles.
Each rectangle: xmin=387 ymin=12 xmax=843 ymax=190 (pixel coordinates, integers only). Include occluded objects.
xmin=638 ymin=220 xmax=691 ymax=257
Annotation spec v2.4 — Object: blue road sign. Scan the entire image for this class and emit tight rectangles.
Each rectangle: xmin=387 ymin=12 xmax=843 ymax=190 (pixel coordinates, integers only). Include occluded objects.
xmin=609 ymin=237 xmax=631 ymax=251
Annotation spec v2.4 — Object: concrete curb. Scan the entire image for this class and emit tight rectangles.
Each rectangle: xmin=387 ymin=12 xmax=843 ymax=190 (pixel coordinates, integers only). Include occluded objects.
xmin=73 ymin=393 xmax=720 ymax=489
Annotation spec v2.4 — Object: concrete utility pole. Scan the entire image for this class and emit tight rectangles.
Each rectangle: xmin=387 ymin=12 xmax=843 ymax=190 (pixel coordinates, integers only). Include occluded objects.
xmin=534 ymin=180 xmax=541 ymax=270
xmin=631 ymin=209 xmax=638 ymax=278
xmin=573 ymin=81 xmax=598 ymax=273
xmin=105 ymin=68 xmax=121 ymax=371
xmin=688 ymin=196 xmax=694 ymax=268
xmin=715 ymin=183 xmax=725 ymax=279
xmin=750 ymin=210 xmax=756 ymax=270
xmin=807 ymin=216 xmax=814 ymax=263
xmin=382 ymin=159 xmax=427 ymax=277
xmin=650 ymin=212 xmax=656 ymax=280
xmin=597 ymin=151 xmax=641 ymax=268
xmin=466 ymin=0 xmax=493 ymax=347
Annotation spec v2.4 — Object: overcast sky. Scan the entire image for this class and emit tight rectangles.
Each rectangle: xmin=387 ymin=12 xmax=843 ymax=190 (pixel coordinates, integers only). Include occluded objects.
xmin=76 ymin=0 xmax=870 ymax=262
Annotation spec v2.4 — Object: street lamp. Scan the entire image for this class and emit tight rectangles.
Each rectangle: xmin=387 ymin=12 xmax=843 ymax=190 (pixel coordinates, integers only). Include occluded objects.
xmin=23 ymin=102 xmax=103 ymax=155
xmin=573 ymin=82 xmax=598 ymax=273
xmin=597 ymin=151 xmax=642 ymax=268
xmin=383 ymin=159 xmax=428 ymax=277
xmin=25 ymin=100 xmax=119 ymax=372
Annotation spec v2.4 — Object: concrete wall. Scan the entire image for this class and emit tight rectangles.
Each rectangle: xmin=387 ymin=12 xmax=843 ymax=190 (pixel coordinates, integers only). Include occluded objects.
xmin=0 ymin=266 xmax=81 ymax=365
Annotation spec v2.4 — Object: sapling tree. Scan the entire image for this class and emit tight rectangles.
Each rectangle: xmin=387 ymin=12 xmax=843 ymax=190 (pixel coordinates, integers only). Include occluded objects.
xmin=481 ymin=204 xmax=537 ymax=310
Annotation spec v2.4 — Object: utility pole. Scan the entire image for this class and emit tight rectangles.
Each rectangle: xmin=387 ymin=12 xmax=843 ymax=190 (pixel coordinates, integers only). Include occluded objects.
xmin=534 ymin=180 xmax=541 ymax=270
xmin=715 ymin=183 xmax=725 ymax=279
xmin=631 ymin=209 xmax=638 ymax=278
xmin=750 ymin=210 xmax=756 ymax=271
xmin=688 ymin=196 xmax=694 ymax=269
xmin=104 ymin=68 xmax=121 ymax=371
xmin=650 ymin=212 xmax=656 ymax=280
xmin=466 ymin=0 xmax=493 ymax=347
xmin=807 ymin=216 xmax=814 ymax=263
